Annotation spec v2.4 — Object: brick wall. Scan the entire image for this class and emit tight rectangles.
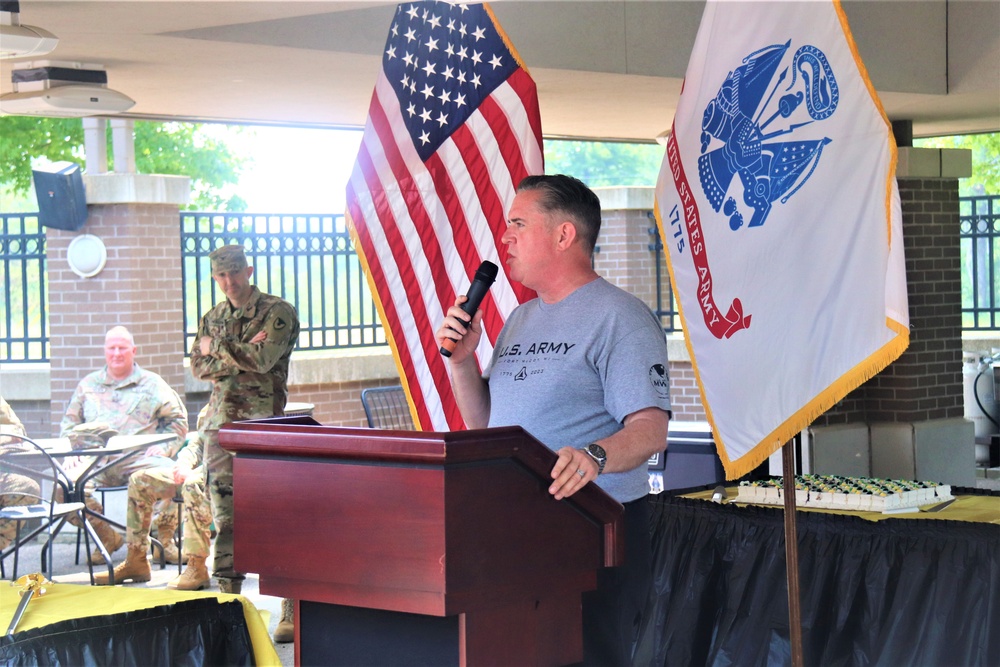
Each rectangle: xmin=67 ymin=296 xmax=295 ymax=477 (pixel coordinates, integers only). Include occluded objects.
xmin=811 ymin=177 xmax=965 ymax=428
xmin=593 ymin=208 xmax=661 ymax=309
xmin=5 ymin=399 xmax=50 ymax=437
xmin=45 ymin=202 xmax=186 ymax=435
xmin=665 ymin=361 xmax=704 ymax=422
xmin=868 ymin=178 xmax=964 ymax=421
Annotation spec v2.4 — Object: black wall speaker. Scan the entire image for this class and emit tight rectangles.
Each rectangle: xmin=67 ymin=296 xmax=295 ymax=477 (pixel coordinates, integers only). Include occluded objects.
xmin=33 ymin=161 xmax=89 ymax=231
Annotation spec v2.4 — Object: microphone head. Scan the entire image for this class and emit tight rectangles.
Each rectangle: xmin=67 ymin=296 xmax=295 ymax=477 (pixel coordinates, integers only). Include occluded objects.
xmin=474 ymin=260 xmax=498 ymax=284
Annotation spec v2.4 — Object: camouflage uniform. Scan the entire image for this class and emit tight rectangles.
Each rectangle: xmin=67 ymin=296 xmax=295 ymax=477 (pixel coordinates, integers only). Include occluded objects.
xmin=60 ymin=363 xmax=188 ymax=479
xmin=191 ymin=246 xmax=299 ymax=585
xmin=124 ymin=430 xmax=213 ymax=559
xmin=1 ymin=397 xmax=41 ymax=551
xmin=59 ymin=364 xmax=188 ymax=542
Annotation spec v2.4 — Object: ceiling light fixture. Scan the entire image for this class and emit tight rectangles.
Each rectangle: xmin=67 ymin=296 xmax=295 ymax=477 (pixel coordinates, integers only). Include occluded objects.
xmin=0 ymin=60 xmax=135 ymax=117
xmin=0 ymin=1 xmax=58 ymax=60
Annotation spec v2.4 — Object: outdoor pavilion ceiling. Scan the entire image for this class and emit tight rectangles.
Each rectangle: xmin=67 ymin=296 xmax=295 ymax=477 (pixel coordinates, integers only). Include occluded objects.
xmin=0 ymin=1 xmax=997 ymax=140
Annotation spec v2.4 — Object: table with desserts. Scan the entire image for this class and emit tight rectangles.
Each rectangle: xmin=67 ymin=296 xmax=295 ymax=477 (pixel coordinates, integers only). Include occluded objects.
xmin=635 ymin=481 xmax=999 ymax=666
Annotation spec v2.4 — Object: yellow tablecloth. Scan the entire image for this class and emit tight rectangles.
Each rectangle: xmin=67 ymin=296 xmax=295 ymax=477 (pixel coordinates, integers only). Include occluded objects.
xmin=0 ymin=582 xmax=280 ymax=666
xmin=686 ymin=487 xmax=1000 ymax=524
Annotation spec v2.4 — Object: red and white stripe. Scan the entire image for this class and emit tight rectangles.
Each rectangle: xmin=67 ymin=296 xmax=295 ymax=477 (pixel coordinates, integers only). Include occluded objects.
xmin=347 ymin=66 xmax=542 ymax=431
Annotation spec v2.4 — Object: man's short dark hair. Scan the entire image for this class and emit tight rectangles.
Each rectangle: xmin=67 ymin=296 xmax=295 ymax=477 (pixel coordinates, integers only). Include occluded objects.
xmin=517 ymin=175 xmax=601 ymax=254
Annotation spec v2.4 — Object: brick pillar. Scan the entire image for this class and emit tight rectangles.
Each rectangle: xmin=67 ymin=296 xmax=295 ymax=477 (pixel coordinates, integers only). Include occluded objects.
xmin=46 ymin=174 xmax=190 ymax=435
xmin=865 ymin=176 xmax=965 ymax=423
xmin=592 ymin=187 xmax=659 ymax=308
xmin=863 ymin=167 xmax=974 ymax=484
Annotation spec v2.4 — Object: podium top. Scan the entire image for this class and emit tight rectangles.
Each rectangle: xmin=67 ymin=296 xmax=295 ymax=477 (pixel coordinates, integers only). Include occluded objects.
xmin=221 ymin=416 xmax=624 ymax=567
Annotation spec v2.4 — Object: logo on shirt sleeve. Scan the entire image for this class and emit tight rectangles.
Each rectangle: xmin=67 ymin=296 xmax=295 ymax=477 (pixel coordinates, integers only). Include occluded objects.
xmin=648 ymin=364 xmax=671 ymax=399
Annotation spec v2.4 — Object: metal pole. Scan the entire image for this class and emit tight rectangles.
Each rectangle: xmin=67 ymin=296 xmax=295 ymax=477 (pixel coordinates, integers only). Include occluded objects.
xmin=782 ymin=440 xmax=804 ymax=666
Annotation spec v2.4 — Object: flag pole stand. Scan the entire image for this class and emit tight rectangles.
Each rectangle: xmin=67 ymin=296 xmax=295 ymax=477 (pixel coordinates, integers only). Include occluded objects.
xmin=781 ymin=440 xmax=804 ymax=667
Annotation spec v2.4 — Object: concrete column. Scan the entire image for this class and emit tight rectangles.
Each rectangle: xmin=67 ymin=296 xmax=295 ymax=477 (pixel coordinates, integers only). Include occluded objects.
xmin=45 ymin=173 xmax=190 ymax=435
xmin=110 ymin=119 xmax=136 ymax=173
xmin=82 ymin=118 xmax=108 ymax=174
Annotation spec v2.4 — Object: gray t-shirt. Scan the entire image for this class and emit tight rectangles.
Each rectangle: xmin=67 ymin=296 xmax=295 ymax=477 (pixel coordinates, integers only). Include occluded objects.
xmin=484 ymin=277 xmax=672 ymax=502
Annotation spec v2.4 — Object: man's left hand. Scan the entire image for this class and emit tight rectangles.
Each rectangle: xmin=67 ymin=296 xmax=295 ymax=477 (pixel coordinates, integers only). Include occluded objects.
xmin=549 ymin=446 xmax=597 ymax=500
xmin=199 ymin=336 xmax=213 ymax=355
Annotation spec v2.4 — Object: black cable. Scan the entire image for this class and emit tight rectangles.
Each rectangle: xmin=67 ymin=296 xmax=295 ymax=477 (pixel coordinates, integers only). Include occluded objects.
xmin=973 ymin=367 xmax=1000 ymax=429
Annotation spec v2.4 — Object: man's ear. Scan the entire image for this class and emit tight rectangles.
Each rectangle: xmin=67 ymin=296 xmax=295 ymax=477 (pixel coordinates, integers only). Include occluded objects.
xmin=555 ymin=221 xmax=577 ymax=250
xmin=246 ymin=266 xmax=255 ymax=279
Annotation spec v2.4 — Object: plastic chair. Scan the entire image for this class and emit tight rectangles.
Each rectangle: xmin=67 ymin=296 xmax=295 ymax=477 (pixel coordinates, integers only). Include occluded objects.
xmin=0 ymin=433 xmax=105 ymax=584
xmin=360 ymin=386 xmax=416 ymax=430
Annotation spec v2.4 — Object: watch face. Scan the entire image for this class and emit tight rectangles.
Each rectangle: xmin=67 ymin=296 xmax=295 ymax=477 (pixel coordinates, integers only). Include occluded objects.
xmin=588 ymin=443 xmax=606 ymax=461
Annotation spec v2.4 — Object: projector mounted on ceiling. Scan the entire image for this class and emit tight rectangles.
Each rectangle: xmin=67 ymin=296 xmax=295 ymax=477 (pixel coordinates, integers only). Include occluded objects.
xmin=0 ymin=1 xmax=58 ymax=59
xmin=0 ymin=60 xmax=135 ymax=117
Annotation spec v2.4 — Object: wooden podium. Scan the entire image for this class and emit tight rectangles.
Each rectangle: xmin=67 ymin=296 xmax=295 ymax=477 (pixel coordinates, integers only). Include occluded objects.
xmin=221 ymin=417 xmax=624 ymax=666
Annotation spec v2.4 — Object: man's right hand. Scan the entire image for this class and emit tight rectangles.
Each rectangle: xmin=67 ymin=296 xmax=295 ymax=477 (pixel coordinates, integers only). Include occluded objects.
xmin=198 ymin=336 xmax=213 ymax=356
xmin=435 ymin=296 xmax=484 ymax=363
xmin=172 ymin=464 xmax=193 ymax=485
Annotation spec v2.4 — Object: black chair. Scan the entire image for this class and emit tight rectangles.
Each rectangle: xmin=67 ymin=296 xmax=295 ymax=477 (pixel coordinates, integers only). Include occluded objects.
xmin=360 ymin=385 xmax=416 ymax=430
xmin=0 ymin=433 xmax=105 ymax=584
xmin=74 ymin=483 xmax=127 ymax=565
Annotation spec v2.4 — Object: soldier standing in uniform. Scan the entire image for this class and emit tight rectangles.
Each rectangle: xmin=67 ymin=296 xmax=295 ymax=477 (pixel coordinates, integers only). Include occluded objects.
xmin=190 ymin=245 xmax=299 ymax=639
xmin=60 ymin=326 xmax=188 ymax=565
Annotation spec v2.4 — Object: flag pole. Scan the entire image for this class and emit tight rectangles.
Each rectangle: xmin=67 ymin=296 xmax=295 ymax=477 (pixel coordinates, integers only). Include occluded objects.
xmin=781 ymin=440 xmax=804 ymax=666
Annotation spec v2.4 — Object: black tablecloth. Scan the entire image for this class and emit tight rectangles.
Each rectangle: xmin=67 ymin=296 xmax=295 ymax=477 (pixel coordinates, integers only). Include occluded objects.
xmin=0 ymin=598 xmax=256 ymax=666
xmin=635 ymin=491 xmax=1000 ymax=666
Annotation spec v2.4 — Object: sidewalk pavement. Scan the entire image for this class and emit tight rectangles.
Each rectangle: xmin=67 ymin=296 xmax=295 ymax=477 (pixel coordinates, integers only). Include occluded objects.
xmin=2 ymin=532 xmax=294 ymax=666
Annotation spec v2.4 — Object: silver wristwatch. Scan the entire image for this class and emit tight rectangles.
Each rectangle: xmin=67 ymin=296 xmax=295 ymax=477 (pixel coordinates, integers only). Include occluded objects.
xmin=581 ymin=443 xmax=607 ymax=475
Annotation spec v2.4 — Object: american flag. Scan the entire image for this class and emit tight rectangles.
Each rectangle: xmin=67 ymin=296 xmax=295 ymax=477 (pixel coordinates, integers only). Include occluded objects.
xmin=347 ymin=1 xmax=543 ymax=431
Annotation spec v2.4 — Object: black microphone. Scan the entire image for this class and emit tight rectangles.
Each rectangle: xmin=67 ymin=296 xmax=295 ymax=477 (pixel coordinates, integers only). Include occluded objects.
xmin=440 ymin=260 xmax=498 ymax=357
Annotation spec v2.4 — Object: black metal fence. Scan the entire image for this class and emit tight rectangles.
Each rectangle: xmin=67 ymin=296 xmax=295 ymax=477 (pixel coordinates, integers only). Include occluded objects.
xmin=180 ymin=212 xmax=385 ymax=355
xmin=960 ymin=195 xmax=1000 ymax=330
xmin=0 ymin=213 xmax=47 ymax=362
xmin=2 ymin=197 xmax=998 ymax=363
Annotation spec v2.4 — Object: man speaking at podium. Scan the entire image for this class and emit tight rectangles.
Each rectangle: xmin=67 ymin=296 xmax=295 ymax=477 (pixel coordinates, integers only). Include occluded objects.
xmin=436 ymin=175 xmax=672 ymax=666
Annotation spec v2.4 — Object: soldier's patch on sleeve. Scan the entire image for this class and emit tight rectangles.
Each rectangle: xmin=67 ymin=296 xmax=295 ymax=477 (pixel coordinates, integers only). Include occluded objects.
xmin=273 ymin=317 xmax=287 ymax=330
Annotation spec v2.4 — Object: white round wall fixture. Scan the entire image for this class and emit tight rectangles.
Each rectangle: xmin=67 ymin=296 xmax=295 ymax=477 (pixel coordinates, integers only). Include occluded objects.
xmin=66 ymin=233 xmax=107 ymax=278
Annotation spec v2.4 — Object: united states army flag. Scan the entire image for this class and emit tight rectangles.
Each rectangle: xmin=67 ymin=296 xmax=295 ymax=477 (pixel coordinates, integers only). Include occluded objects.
xmin=654 ymin=0 xmax=909 ymax=479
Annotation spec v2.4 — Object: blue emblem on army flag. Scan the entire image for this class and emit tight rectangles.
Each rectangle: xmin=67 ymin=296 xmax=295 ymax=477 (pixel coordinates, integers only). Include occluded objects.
xmin=699 ymin=41 xmax=839 ymax=232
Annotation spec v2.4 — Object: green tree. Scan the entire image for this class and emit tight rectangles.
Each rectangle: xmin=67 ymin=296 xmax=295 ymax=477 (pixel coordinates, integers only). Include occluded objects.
xmin=914 ymin=132 xmax=1000 ymax=196
xmin=0 ymin=117 xmax=248 ymax=210
xmin=543 ymin=139 xmax=665 ymax=187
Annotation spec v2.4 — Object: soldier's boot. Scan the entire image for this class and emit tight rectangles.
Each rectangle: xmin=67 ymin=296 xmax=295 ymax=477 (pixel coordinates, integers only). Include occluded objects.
xmin=167 ymin=556 xmax=210 ymax=591
xmin=94 ymin=546 xmax=151 ymax=585
xmin=217 ymin=578 xmax=242 ymax=594
xmin=273 ymin=598 xmax=295 ymax=643
xmin=157 ymin=527 xmax=187 ymax=565
xmin=88 ymin=520 xmax=125 ymax=565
